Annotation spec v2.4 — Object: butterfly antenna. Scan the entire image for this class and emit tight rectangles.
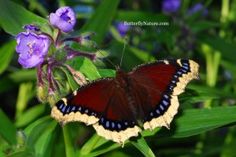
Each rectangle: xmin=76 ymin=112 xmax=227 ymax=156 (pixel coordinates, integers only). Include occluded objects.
xmin=97 ymin=50 xmax=116 ymax=69
xmin=119 ymin=37 xmax=127 ymax=68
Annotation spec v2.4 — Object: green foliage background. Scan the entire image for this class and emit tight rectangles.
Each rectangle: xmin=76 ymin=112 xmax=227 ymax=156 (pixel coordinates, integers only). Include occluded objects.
xmin=0 ymin=0 xmax=236 ymax=157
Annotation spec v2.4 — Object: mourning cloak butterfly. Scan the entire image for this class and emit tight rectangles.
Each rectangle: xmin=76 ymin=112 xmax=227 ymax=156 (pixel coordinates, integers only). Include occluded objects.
xmin=51 ymin=59 xmax=199 ymax=144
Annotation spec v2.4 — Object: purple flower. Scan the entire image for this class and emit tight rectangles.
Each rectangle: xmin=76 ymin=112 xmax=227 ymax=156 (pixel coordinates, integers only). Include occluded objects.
xmin=116 ymin=22 xmax=130 ymax=37
xmin=16 ymin=32 xmax=50 ymax=68
xmin=162 ymin=0 xmax=181 ymax=13
xmin=49 ymin=6 xmax=76 ymax=33
xmin=187 ymin=3 xmax=208 ymax=16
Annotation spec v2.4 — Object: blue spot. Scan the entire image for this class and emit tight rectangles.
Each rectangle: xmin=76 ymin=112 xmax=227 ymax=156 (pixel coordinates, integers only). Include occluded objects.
xmin=59 ymin=103 xmax=64 ymax=109
xmin=160 ymin=105 xmax=164 ymax=111
xmin=106 ymin=121 xmax=110 ymax=128
xmin=156 ymin=109 xmax=160 ymax=115
xmin=66 ymin=106 xmax=71 ymax=113
xmin=61 ymin=106 xmax=66 ymax=113
xmin=182 ymin=65 xmax=189 ymax=70
xmin=112 ymin=122 xmax=115 ymax=128
xmin=150 ymin=112 xmax=154 ymax=117
xmin=117 ymin=123 xmax=122 ymax=129
xmin=177 ymin=71 xmax=182 ymax=75
xmin=71 ymin=106 xmax=76 ymax=111
xmin=163 ymin=100 xmax=169 ymax=106
xmin=181 ymin=69 xmax=188 ymax=73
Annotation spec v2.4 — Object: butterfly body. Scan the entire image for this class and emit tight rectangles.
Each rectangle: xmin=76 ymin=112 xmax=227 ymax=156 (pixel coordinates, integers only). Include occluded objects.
xmin=51 ymin=59 xmax=199 ymax=144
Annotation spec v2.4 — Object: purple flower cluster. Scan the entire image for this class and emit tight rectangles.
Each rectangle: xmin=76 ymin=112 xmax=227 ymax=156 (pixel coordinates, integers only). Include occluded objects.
xmin=15 ymin=7 xmax=78 ymax=69
xmin=15 ymin=6 xmax=96 ymax=101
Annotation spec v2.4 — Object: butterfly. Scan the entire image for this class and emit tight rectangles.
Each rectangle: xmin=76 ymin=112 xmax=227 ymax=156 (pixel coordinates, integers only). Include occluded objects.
xmin=51 ymin=59 xmax=199 ymax=144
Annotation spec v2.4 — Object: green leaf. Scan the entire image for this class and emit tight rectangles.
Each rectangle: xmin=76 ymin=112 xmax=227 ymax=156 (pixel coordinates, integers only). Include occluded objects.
xmin=0 ymin=0 xmax=47 ymax=35
xmin=8 ymin=69 xmax=36 ymax=83
xmin=24 ymin=116 xmax=52 ymax=146
xmin=172 ymin=106 xmax=236 ymax=138
xmin=16 ymin=82 xmax=34 ymax=118
xmin=60 ymin=67 xmax=79 ymax=91
xmin=63 ymin=125 xmax=75 ymax=157
xmin=0 ymin=108 xmax=17 ymax=144
xmin=189 ymin=21 xmax=219 ymax=33
xmin=67 ymin=57 xmax=101 ymax=80
xmin=131 ymin=137 xmax=155 ymax=157
xmin=198 ymin=35 xmax=236 ymax=62
xmin=81 ymin=0 xmax=120 ymax=44
xmin=80 ymin=135 xmax=119 ymax=156
xmin=98 ymin=69 xmax=116 ymax=77
xmin=0 ymin=40 xmax=16 ymax=74
xmin=7 ymin=149 xmax=34 ymax=157
xmin=34 ymin=121 xmax=57 ymax=157
xmin=15 ymin=104 xmax=46 ymax=127
xmin=80 ymin=134 xmax=106 ymax=155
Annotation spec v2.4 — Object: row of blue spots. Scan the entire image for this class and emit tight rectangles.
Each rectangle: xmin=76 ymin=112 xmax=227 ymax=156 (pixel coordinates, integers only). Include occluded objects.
xmin=146 ymin=94 xmax=171 ymax=121
xmin=168 ymin=60 xmax=190 ymax=92
xmin=56 ymin=100 xmax=97 ymax=116
xmin=99 ymin=117 xmax=136 ymax=131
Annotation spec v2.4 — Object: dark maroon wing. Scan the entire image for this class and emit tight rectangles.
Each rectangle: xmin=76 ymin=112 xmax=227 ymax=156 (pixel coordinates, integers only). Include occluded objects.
xmin=51 ymin=78 xmax=141 ymax=144
xmin=128 ymin=59 xmax=199 ymax=130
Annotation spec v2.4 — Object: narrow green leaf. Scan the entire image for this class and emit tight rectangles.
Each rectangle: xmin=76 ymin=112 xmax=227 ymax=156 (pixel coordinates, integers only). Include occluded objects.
xmin=80 ymin=134 xmax=107 ymax=155
xmin=7 ymin=149 xmax=34 ymax=157
xmin=16 ymin=82 xmax=34 ymax=118
xmin=34 ymin=121 xmax=57 ymax=157
xmin=0 ymin=108 xmax=17 ymax=144
xmin=8 ymin=69 xmax=36 ymax=83
xmin=67 ymin=57 xmax=101 ymax=80
xmin=85 ymin=142 xmax=120 ymax=157
xmin=0 ymin=0 xmax=47 ymax=35
xmin=0 ymin=40 xmax=16 ymax=74
xmin=81 ymin=0 xmax=120 ymax=44
xmin=131 ymin=137 xmax=155 ymax=157
xmin=98 ymin=69 xmax=116 ymax=77
xmin=172 ymin=106 xmax=236 ymax=138
xmin=198 ymin=36 xmax=236 ymax=62
xmin=63 ymin=125 xmax=75 ymax=157
xmin=141 ymin=127 xmax=161 ymax=137
xmin=60 ymin=67 xmax=79 ymax=91
xmin=15 ymin=104 xmax=45 ymax=127
xmin=24 ymin=116 xmax=52 ymax=146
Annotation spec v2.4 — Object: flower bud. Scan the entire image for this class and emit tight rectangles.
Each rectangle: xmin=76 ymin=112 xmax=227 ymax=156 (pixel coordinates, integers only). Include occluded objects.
xmin=49 ymin=6 xmax=76 ymax=33
xmin=37 ymin=85 xmax=48 ymax=103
